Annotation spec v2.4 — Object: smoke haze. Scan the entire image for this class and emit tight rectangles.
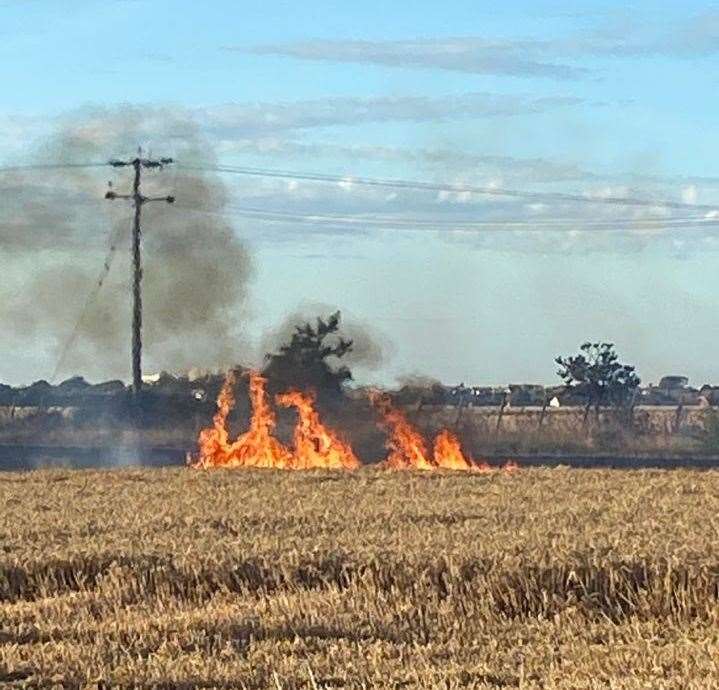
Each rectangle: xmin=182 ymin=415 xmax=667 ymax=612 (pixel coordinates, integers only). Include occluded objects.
xmin=0 ymin=106 xmax=254 ymax=384
xmin=258 ymin=302 xmax=389 ymax=378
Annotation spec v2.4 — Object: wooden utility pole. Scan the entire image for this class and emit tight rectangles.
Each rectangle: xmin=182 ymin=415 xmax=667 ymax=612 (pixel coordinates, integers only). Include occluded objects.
xmin=496 ymin=389 xmax=510 ymax=433
xmin=105 ymin=150 xmax=175 ymax=398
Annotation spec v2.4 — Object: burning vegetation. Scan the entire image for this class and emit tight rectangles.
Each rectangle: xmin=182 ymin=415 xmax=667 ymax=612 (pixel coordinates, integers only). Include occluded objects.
xmin=369 ymin=390 xmax=434 ymax=470
xmin=191 ymin=373 xmax=512 ymax=472
xmin=276 ymin=389 xmax=360 ymax=470
xmin=370 ymin=391 xmax=490 ymax=471
xmin=193 ymin=371 xmax=293 ymax=470
xmin=192 ymin=371 xmax=359 ymax=470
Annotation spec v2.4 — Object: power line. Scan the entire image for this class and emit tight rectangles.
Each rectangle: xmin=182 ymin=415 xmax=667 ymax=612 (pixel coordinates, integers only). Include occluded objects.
xmin=50 ymin=222 xmax=126 ymax=383
xmin=176 ymin=203 xmax=719 ymax=234
xmin=2 ymin=159 xmax=717 ymax=214
xmin=3 ymin=159 xmax=717 ymax=216
xmin=178 ymin=163 xmax=719 ymax=213
xmin=0 ymin=162 xmax=106 ymax=173
xmin=219 ymin=205 xmax=716 ymax=228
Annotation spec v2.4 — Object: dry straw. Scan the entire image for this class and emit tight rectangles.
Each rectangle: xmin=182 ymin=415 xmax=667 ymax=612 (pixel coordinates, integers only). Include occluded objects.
xmin=1 ymin=467 xmax=719 ymax=687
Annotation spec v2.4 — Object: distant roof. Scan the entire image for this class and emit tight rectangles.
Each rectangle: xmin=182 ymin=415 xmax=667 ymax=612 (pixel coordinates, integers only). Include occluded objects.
xmin=658 ymin=376 xmax=689 ymax=389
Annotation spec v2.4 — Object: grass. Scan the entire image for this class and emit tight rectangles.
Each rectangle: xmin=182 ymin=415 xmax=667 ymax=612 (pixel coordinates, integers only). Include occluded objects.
xmin=2 ymin=466 xmax=719 ymax=688
xmin=2 ymin=401 xmax=717 ymax=460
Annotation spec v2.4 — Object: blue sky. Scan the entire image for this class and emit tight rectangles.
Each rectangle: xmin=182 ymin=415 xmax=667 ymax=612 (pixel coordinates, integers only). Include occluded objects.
xmin=1 ymin=1 xmax=719 ymax=387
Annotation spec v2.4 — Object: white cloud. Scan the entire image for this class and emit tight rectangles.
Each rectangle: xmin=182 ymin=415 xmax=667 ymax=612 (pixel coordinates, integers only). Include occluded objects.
xmin=681 ymin=185 xmax=698 ymax=205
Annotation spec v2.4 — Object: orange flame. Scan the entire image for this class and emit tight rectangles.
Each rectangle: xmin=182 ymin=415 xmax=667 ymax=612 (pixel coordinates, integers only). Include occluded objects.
xmin=371 ymin=392 xmax=493 ymax=471
xmin=192 ymin=371 xmax=294 ymax=469
xmin=192 ymin=374 xmax=519 ymax=474
xmin=503 ymin=460 xmax=519 ymax=473
xmin=369 ymin=391 xmax=436 ymax=470
xmin=277 ymin=389 xmax=360 ymax=470
xmin=433 ymin=429 xmax=490 ymax=472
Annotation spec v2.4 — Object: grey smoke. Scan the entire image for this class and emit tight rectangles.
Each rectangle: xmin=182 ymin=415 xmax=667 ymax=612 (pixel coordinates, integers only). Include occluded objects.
xmin=394 ymin=373 xmax=442 ymax=390
xmin=258 ymin=302 xmax=389 ymax=375
xmin=0 ymin=105 xmax=254 ymax=383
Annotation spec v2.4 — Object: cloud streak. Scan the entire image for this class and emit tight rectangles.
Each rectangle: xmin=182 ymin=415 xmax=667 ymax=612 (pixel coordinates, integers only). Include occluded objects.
xmin=0 ymin=93 xmax=582 ymax=157
xmin=242 ymin=38 xmax=585 ymax=79
xmin=196 ymin=92 xmax=581 ymax=137
xmin=238 ymin=12 xmax=719 ymax=78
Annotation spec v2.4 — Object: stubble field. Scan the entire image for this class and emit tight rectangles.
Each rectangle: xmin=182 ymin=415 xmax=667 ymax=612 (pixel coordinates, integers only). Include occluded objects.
xmin=1 ymin=466 xmax=719 ymax=689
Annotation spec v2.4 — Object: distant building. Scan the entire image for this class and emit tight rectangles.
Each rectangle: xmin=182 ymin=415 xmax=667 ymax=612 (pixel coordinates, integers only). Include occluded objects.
xmin=445 ymin=384 xmax=507 ymax=407
xmin=658 ymin=376 xmax=689 ymax=390
xmin=641 ymin=375 xmax=701 ymax=405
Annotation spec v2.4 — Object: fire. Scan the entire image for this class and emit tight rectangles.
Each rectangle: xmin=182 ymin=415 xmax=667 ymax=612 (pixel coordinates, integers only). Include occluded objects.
xmin=503 ymin=460 xmax=519 ymax=473
xmin=371 ymin=391 xmax=496 ymax=471
xmin=192 ymin=371 xmax=294 ymax=469
xmin=192 ymin=373 xmax=519 ymax=474
xmin=276 ymin=389 xmax=360 ymax=470
xmin=192 ymin=372 xmax=359 ymax=470
xmin=433 ymin=429 xmax=490 ymax=472
xmin=369 ymin=391 xmax=435 ymax=469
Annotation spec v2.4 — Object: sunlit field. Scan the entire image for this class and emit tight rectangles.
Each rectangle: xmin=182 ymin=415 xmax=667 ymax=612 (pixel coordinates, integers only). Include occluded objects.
xmin=2 ymin=467 xmax=719 ymax=688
